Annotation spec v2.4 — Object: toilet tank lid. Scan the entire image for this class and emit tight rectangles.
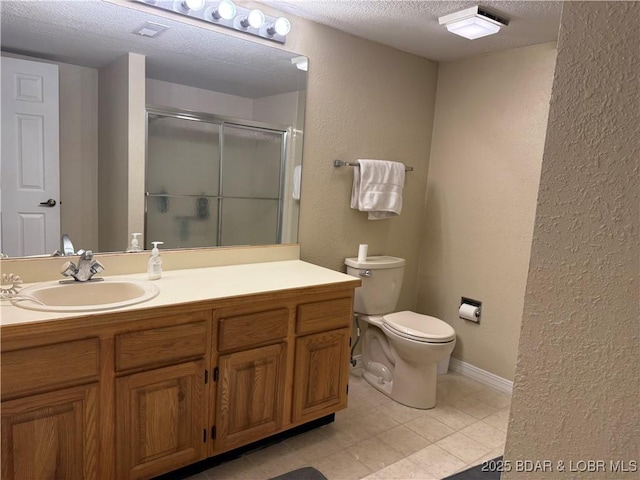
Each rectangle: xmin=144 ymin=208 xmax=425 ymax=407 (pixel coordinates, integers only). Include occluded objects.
xmin=345 ymin=255 xmax=406 ymax=269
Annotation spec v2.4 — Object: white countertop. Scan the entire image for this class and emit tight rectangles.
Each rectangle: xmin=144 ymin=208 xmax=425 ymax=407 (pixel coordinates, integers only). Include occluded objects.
xmin=0 ymin=260 xmax=360 ymax=327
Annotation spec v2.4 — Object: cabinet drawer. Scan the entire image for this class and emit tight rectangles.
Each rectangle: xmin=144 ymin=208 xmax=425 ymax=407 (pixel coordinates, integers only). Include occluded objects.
xmin=1 ymin=338 xmax=99 ymax=400
xmin=218 ymin=308 xmax=289 ymax=352
xmin=116 ymin=321 xmax=207 ymax=372
xmin=296 ymin=297 xmax=352 ymax=335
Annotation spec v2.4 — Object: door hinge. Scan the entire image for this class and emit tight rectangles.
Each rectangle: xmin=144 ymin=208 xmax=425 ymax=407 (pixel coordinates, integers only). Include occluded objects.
xmin=213 ymin=366 xmax=219 ymax=382
xmin=203 ymin=428 xmax=207 ymax=443
xmin=346 ymin=384 xmax=349 ymax=395
xmin=204 ymin=369 xmax=209 ymax=384
xmin=211 ymin=425 xmax=217 ymax=439
xmin=349 ymin=337 xmax=352 ymax=347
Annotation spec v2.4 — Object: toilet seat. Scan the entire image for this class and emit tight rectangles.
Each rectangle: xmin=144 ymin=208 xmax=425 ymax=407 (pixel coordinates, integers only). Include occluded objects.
xmin=382 ymin=311 xmax=455 ymax=343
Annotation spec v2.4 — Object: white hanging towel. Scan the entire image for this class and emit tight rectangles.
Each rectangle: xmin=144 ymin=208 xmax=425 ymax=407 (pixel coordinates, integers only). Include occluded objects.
xmin=350 ymin=159 xmax=406 ymax=220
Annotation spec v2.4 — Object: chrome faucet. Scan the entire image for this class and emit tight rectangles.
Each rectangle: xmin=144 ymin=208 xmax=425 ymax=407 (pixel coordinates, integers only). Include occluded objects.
xmin=60 ymin=250 xmax=105 ymax=282
xmin=62 ymin=234 xmax=75 ymax=256
xmin=52 ymin=234 xmax=76 ymax=256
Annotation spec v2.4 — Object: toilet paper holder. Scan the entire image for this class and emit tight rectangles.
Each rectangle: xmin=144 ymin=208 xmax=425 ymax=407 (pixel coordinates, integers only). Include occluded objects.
xmin=460 ymin=297 xmax=482 ymax=323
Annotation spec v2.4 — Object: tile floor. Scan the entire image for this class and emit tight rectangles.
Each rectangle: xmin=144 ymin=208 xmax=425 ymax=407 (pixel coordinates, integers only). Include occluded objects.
xmin=189 ymin=370 xmax=511 ymax=480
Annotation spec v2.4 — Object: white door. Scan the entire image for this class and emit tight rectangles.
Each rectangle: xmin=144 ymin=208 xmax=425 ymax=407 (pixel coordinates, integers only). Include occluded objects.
xmin=1 ymin=56 xmax=60 ymax=257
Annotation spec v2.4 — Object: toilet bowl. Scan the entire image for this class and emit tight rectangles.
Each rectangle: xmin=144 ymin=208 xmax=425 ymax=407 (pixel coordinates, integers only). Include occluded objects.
xmin=345 ymin=256 xmax=456 ymax=409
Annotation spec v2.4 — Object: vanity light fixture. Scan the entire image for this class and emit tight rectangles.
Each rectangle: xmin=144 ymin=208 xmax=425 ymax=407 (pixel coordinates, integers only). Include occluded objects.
xmin=135 ymin=0 xmax=291 ymax=44
xmin=438 ymin=6 xmax=508 ymax=40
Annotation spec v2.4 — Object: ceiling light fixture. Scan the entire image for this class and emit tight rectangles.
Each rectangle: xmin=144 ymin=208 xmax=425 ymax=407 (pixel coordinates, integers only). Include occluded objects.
xmin=136 ymin=0 xmax=291 ymax=44
xmin=438 ymin=6 xmax=508 ymax=40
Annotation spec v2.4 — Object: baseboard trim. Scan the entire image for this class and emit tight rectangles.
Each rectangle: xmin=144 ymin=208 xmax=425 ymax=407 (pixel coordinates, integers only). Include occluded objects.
xmin=351 ymin=354 xmax=513 ymax=395
xmin=449 ymin=358 xmax=513 ymax=394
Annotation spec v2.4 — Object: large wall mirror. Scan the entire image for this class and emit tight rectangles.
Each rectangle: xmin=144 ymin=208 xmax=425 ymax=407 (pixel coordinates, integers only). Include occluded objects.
xmin=0 ymin=0 xmax=307 ymax=258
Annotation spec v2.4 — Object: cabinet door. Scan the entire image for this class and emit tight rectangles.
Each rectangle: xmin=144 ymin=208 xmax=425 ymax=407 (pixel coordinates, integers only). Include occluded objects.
xmin=215 ymin=343 xmax=286 ymax=452
xmin=1 ymin=383 xmax=99 ymax=480
xmin=293 ymin=328 xmax=350 ymax=423
xmin=116 ymin=361 xmax=206 ymax=480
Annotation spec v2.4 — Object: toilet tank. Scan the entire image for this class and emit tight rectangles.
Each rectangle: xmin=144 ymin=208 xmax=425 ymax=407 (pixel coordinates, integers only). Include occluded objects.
xmin=345 ymin=256 xmax=406 ymax=315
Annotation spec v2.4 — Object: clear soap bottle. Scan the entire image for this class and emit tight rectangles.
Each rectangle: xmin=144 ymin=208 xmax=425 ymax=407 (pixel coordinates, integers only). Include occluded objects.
xmin=147 ymin=241 xmax=164 ymax=280
xmin=126 ymin=233 xmax=142 ymax=252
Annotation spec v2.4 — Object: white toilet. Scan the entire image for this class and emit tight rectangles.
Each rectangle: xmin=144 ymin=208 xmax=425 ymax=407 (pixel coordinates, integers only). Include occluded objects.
xmin=345 ymin=255 xmax=456 ymax=409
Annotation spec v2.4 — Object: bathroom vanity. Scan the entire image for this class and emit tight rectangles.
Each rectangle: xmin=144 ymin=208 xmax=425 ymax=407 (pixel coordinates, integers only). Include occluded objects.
xmin=0 ymin=260 xmax=360 ymax=479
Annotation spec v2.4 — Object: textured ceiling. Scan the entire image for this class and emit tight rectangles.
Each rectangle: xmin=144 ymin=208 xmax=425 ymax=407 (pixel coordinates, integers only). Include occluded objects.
xmin=0 ymin=0 xmax=306 ymax=98
xmin=259 ymin=1 xmax=563 ymax=62
xmin=0 ymin=0 xmax=562 ymax=99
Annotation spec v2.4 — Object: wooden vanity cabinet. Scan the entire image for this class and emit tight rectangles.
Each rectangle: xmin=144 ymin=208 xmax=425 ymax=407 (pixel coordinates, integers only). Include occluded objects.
xmin=114 ymin=313 xmax=210 ymax=480
xmin=1 ymin=283 xmax=357 ymax=480
xmin=1 ymin=383 xmax=99 ymax=480
xmin=293 ymin=328 xmax=350 ymax=422
xmin=293 ymin=297 xmax=353 ymax=423
xmin=215 ymin=343 xmax=287 ymax=451
xmin=211 ymin=305 xmax=290 ymax=454
xmin=1 ymin=337 xmax=101 ymax=480
xmin=116 ymin=361 xmax=207 ymax=480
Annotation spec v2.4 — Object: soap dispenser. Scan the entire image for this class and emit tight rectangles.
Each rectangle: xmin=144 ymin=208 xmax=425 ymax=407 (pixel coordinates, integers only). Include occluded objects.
xmin=147 ymin=241 xmax=164 ymax=280
xmin=126 ymin=233 xmax=142 ymax=253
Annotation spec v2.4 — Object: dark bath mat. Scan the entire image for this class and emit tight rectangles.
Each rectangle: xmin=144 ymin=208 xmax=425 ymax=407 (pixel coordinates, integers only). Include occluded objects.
xmin=270 ymin=466 xmax=328 ymax=480
xmin=442 ymin=456 xmax=503 ymax=480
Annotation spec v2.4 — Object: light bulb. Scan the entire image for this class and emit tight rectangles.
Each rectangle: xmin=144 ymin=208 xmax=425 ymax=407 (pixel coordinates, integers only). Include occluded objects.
xmin=174 ymin=0 xmax=204 ymax=12
xmin=208 ymin=0 xmax=236 ymax=20
xmin=184 ymin=0 xmax=205 ymax=11
xmin=247 ymin=9 xmax=265 ymax=28
xmin=216 ymin=0 xmax=236 ymax=19
xmin=269 ymin=17 xmax=290 ymax=36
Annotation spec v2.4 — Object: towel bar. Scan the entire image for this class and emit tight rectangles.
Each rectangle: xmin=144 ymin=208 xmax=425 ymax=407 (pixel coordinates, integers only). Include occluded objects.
xmin=333 ymin=159 xmax=414 ymax=172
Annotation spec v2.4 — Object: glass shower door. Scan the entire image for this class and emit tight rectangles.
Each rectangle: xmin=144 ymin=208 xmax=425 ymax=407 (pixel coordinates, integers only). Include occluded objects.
xmin=219 ymin=124 xmax=285 ymax=246
xmin=146 ymin=114 xmax=220 ymax=249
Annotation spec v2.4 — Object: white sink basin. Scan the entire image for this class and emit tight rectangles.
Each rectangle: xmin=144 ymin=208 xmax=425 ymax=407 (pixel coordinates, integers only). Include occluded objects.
xmin=12 ymin=278 xmax=160 ymax=312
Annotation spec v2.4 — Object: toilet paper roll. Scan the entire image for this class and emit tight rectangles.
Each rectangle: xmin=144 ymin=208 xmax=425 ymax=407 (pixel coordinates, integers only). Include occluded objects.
xmin=357 ymin=244 xmax=368 ymax=263
xmin=459 ymin=303 xmax=480 ymax=322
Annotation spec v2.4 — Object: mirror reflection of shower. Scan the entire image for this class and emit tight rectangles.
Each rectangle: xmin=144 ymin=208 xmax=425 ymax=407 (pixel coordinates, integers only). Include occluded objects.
xmin=145 ymin=108 xmax=299 ymax=249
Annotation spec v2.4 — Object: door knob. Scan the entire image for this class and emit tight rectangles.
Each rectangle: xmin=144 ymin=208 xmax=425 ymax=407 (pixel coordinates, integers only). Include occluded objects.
xmin=39 ymin=199 xmax=57 ymax=207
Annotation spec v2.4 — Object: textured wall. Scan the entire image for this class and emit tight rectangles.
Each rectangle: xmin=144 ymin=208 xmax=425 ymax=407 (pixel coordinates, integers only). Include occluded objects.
xmin=505 ymin=2 xmax=640 ymax=477
xmin=127 ymin=53 xmax=146 ymax=248
xmin=98 ymin=54 xmax=132 ymax=253
xmin=146 ymin=78 xmax=254 ymax=118
xmin=59 ymin=63 xmax=99 ymax=251
xmin=97 ymin=52 xmax=145 ymax=253
xmin=418 ymin=43 xmax=556 ymax=381
xmin=287 ymin=21 xmax=439 ymax=310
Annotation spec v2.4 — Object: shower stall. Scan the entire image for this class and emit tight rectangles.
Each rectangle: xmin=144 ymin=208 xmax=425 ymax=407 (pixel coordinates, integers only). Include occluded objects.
xmin=145 ymin=107 xmax=290 ymax=249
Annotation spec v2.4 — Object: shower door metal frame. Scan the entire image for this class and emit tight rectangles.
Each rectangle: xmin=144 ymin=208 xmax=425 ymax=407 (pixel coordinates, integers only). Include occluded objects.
xmin=145 ymin=105 xmax=290 ymax=247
